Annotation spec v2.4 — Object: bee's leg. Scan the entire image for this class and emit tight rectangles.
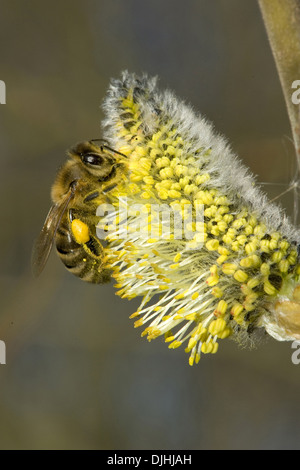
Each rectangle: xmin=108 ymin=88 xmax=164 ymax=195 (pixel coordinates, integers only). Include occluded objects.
xmin=69 ymin=208 xmax=100 ymax=236
xmin=69 ymin=215 xmax=111 ymax=284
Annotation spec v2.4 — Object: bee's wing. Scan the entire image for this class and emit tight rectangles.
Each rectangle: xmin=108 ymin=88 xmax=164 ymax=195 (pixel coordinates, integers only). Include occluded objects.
xmin=31 ymin=188 xmax=74 ymax=277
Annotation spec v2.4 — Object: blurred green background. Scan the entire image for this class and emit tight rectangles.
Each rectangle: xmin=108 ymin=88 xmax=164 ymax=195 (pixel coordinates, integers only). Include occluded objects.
xmin=0 ymin=0 xmax=300 ymax=450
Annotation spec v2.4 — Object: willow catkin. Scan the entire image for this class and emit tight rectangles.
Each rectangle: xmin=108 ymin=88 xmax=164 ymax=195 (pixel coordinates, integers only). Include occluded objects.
xmin=100 ymin=71 xmax=300 ymax=365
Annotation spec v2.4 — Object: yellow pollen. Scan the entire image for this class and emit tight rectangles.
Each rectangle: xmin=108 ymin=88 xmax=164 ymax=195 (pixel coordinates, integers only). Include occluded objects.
xmin=222 ymin=263 xmax=237 ymax=275
xmin=233 ymin=270 xmax=248 ymax=283
xmin=173 ymin=253 xmax=182 ymax=263
xmin=263 ymin=280 xmax=277 ymax=296
xmin=129 ymin=312 xmax=140 ymax=319
xmin=205 ymin=239 xmax=219 ymax=251
xmin=71 ymin=219 xmax=90 ymax=244
xmin=165 ymin=335 xmax=175 ymax=343
xmin=170 ymin=263 xmax=180 ymax=270
xmin=212 ymin=287 xmax=224 ymax=298
xmin=214 ymin=300 xmax=228 ymax=316
xmin=231 ymin=303 xmax=244 ymax=317
xmin=168 ymin=340 xmax=182 ymax=349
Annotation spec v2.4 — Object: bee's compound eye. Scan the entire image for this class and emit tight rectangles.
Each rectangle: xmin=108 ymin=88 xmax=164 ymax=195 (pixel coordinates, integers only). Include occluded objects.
xmin=82 ymin=153 xmax=104 ymax=166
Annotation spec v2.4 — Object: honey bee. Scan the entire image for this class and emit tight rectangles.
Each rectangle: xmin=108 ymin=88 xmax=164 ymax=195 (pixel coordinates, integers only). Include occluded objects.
xmin=32 ymin=140 xmax=127 ymax=283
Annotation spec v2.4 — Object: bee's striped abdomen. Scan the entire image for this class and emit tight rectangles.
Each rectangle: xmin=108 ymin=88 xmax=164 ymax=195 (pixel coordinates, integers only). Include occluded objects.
xmin=55 ymin=213 xmax=110 ymax=284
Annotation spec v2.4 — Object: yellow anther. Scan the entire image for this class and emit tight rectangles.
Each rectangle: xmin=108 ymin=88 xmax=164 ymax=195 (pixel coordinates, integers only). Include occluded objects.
xmin=195 ymin=173 xmax=210 ymax=185
xmin=208 ymin=318 xmax=226 ymax=336
xmin=160 ymin=156 xmax=171 ymax=167
xmin=201 ymin=341 xmax=214 ymax=354
xmin=269 ymin=239 xmax=278 ymax=250
xmin=214 ymin=300 xmax=228 ymax=317
xmin=165 ymin=335 xmax=175 ymax=343
xmin=230 ymin=241 xmax=239 ymax=252
xmin=245 ymin=240 xmax=258 ymax=255
xmin=217 ymin=220 xmax=228 ymax=233
xmin=168 ymin=189 xmax=181 ymax=199
xmin=168 ymin=340 xmax=182 ymax=349
xmin=206 ymin=276 xmax=219 ymax=287
xmin=185 ymin=313 xmax=197 ymax=321
xmin=187 ymin=337 xmax=197 ymax=351
xmin=157 ymin=188 xmax=169 ymax=200
xmin=231 ymin=303 xmax=244 ymax=317
xmin=158 ymin=180 xmax=172 ymax=189
xmin=263 ymin=280 xmax=277 ymax=296
xmin=217 ymin=328 xmax=232 ymax=339
xmin=232 ymin=218 xmax=246 ymax=229
xmin=247 ymin=278 xmax=260 ymax=289
xmin=147 ymin=238 xmax=158 ymax=243
xmin=278 ymin=259 xmax=289 ymax=273
xmin=129 ymin=312 xmax=140 ymax=319
xmin=184 ymin=184 xmax=198 ymax=196
xmin=214 ymin=196 xmax=228 ymax=206
xmin=233 ymin=270 xmax=248 ymax=283
xmin=195 ymin=190 xmax=214 ymax=205
xmin=174 ymin=164 xmax=188 ymax=177
xmin=147 ymin=327 xmax=162 ymax=340
xmin=236 ymin=234 xmax=247 ymax=245
xmin=139 ymin=157 xmax=152 ymax=172
xmin=244 ymin=291 xmax=259 ymax=305
xmin=288 ymin=250 xmax=297 ymax=264
xmin=173 ymin=253 xmax=182 ymax=263
xmin=260 ymin=240 xmax=270 ymax=253
xmin=170 ymin=263 xmax=180 ymax=270
xmin=189 ymin=356 xmax=195 ymax=366
xmin=128 ymin=183 xmax=140 ymax=194
xmin=222 ymin=263 xmax=237 ymax=275
xmin=279 ymin=240 xmax=289 ymax=251
xmin=218 ymin=246 xmax=229 ymax=256
xmin=217 ymin=255 xmax=228 ymax=265
xmin=212 ymin=287 xmax=224 ymax=298
xmin=209 ymin=265 xmax=218 ymax=277
xmin=179 ymin=176 xmax=190 ymax=188
xmin=166 ymin=145 xmax=176 ymax=155
xmin=143 ymin=176 xmax=154 ymax=185
xmin=205 ymin=239 xmax=219 ymax=251
xmin=160 ymin=167 xmax=174 ymax=179
xmin=260 ymin=263 xmax=270 ymax=275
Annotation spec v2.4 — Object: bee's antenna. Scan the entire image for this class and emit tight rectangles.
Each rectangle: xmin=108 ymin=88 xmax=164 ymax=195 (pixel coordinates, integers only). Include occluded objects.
xmin=90 ymin=139 xmax=127 ymax=159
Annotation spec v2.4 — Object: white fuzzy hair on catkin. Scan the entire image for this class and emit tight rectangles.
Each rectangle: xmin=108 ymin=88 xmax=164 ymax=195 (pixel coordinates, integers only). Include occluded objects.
xmin=102 ymin=71 xmax=299 ymax=243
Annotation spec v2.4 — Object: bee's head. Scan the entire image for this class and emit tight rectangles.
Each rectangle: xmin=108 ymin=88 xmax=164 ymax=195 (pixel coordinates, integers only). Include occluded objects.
xmin=69 ymin=140 xmax=127 ymax=182
xmin=51 ymin=140 xmax=127 ymax=203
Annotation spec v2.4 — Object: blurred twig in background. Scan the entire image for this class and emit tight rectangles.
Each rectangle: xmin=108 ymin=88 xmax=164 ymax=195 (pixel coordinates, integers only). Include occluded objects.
xmin=258 ymin=0 xmax=300 ymax=223
xmin=258 ymin=0 xmax=300 ymax=161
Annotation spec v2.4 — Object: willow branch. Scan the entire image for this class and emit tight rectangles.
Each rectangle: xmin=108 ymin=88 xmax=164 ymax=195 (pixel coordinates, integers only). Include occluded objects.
xmin=258 ymin=0 xmax=300 ymax=166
